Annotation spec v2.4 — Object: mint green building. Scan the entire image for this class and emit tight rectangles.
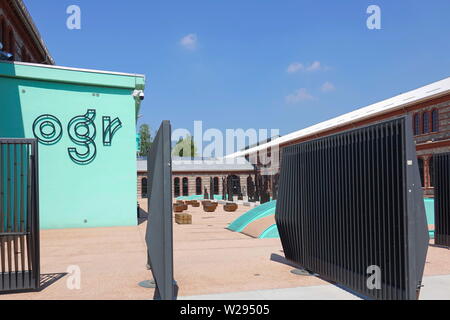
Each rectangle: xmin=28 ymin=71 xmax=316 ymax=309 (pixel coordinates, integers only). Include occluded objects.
xmin=0 ymin=61 xmax=145 ymax=229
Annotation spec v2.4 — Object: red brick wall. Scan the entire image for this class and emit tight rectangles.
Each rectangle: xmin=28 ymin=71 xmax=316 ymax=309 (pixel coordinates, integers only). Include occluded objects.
xmin=0 ymin=0 xmax=50 ymax=63
xmin=137 ymin=172 xmax=253 ymax=199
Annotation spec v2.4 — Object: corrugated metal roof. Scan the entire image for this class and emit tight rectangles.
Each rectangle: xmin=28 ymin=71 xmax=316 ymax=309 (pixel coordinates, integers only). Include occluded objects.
xmin=225 ymin=77 xmax=450 ymax=159
xmin=137 ymin=157 xmax=254 ymax=173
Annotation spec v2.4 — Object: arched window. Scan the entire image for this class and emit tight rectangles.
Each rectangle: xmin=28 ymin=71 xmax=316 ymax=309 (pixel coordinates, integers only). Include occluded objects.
xmin=141 ymin=178 xmax=148 ymax=198
xmin=213 ymin=177 xmax=219 ymax=195
xmin=182 ymin=178 xmax=189 ymax=196
xmin=422 ymin=112 xmax=430 ymax=134
xmin=413 ymin=113 xmax=420 ymax=135
xmin=174 ymin=178 xmax=180 ymax=197
xmin=196 ymin=177 xmax=202 ymax=195
xmin=432 ymin=109 xmax=439 ymax=133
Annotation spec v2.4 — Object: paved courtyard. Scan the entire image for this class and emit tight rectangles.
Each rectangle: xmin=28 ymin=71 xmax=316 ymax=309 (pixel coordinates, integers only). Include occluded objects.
xmin=2 ymin=199 xmax=450 ymax=300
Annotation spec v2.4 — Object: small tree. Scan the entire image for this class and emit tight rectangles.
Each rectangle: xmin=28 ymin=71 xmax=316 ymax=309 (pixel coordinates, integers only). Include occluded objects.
xmin=139 ymin=124 xmax=153 ymax=157
xmin=172 ymin=135 xmax=198 ymax=158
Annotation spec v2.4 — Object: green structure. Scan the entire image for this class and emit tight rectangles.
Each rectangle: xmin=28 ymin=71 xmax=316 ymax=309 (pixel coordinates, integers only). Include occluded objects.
xmin=0 ymin=61 xmax=145 ymax=229
xmin=227 ymin=201 xmax=277 ymax=233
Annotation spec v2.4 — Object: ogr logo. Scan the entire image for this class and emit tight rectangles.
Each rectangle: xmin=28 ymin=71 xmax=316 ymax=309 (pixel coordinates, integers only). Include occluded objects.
xmin=32 ymin=109 xmax=122 ymax=165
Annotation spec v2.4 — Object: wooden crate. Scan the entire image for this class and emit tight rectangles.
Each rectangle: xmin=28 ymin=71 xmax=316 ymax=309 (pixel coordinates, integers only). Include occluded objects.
xmin=175 ymin=213 xmax=192 ymax=225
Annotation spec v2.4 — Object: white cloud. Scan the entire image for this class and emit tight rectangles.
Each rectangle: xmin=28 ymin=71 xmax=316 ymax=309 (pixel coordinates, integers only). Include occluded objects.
xmin=321 ymin=81 xmax=336 ymax=92
xmin=180 ymin=33 xmax=198 ymax=50
xmin=287 ymin=61 xmax=327 ymax=73
xmin=306 ymin=61 xmax=322 ymax=72
xmin=287 ymin=62 xmax=304 ymax=74
xmin=285 ymin=88 xmax=314 ymax=104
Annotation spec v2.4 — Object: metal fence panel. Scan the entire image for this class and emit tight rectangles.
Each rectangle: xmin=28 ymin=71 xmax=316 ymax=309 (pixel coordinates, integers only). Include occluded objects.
xmin=0 ymin=139 xmax=40 ymax=294
xmin=434 ymin=153 xmax=450 ymax=247
xmin=145 ymin=121 xmax=177 ymax=300
xmin=276 ymin=117 xmax=429 ymax=300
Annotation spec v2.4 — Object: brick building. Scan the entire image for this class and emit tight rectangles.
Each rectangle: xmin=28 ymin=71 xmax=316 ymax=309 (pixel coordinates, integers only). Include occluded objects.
xmin=227 ymin=77 xmax=450 ymax=198
xmin=0 ymin=0 xmax=53 ymax=64
xmin=137 ymin=158 xmax=255 ymax=199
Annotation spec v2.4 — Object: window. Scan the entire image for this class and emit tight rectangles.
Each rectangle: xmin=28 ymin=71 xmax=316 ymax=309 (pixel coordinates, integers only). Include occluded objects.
xmin=174 ymin=178 xmax=180 ymax=197
xmin=432 ymin=109 xmax=439 ymax=133
xmin=182 ymin=178 xmax=189 ymax=196
xmin=141 ymin=178 xmax=148 ymax=198
xmin=422 ymin=112 xmax=430 ymax=134
xmin=413 ymin=113 xmax=420 ymax=135
xmin=196 ymin=177 xmax=202 ymax=195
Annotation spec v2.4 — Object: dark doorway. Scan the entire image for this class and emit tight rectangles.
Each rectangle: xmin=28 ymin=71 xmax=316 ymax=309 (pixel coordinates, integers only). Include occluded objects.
xmin=196 ymin=177 xmax=202 ymax=195
xmin=182 ymin=178 xmax=189 ymax=196
xmin=229 ymin=175 xmax=241 ymax=195
xmin=142 ymin=178 xmax=148 ymax=198
xmin=174 ymin=178 xmax=180 ymax=197
xmin=213 ymin=177 xmax=219 ymax=195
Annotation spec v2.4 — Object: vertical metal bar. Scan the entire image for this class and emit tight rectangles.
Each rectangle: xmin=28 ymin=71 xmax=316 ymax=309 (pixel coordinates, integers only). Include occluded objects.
xmin=0 ymin=143 xmax=4 ymax=290
xmin=13 ymin=144 xmax=19 ymax=286
xmin=355 ymin=130 xmax=363 ymax=294
xmin=20 ymin=144 xmax=26 ymax=287
xmin=349 ymin=132 xmax=356 ymax=291
xmin=6 ymin=144 xmax=12 ymax=287
xmin=26 ymin=143 xmax=33 ymax=287
xmin=31 ymin=141 xmax=40 ymax=290
xmin=381 ymin=124 xmax=390 ymax=299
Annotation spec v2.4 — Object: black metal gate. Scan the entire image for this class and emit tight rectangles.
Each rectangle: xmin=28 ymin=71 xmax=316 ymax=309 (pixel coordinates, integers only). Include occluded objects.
xmin=0 ymin=139 xmax=40 ymax=294
xmin=434 ymin=153 xmax=450 ymax=248
xmin=276 ymin=117 xmax=429 ymax=300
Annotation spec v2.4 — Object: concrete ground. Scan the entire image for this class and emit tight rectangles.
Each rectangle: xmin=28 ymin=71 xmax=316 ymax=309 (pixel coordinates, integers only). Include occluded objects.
xmin=179 ymin=275 xmax=450 ymax=300
xmin=2 ymin=199 xmax=450 ymax=300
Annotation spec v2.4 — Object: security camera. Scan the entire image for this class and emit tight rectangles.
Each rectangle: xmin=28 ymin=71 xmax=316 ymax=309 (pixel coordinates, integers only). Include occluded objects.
xmin=133 ymin=90 xmax=145 ymax=101
xmin=0 ymin=43 xmax=14 ymax=61
xmin=0 ymin=51 xmax=14 ymax=61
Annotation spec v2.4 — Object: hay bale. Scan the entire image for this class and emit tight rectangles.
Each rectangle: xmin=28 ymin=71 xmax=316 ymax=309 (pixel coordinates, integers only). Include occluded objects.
xmin=175 ymin=213 xmax=192 ymax=225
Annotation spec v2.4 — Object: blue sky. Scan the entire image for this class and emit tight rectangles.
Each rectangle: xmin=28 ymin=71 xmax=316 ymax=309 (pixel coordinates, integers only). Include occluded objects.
xmin=25 ymin=0 xmax=450 ymax=142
